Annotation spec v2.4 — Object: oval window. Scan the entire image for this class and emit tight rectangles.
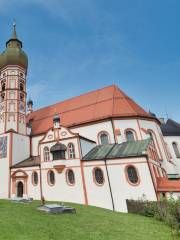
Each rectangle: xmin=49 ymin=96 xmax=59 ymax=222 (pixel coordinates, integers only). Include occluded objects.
xmin=66 ymin=169 xmax=75 ymax=185
xmin=32 ymin=171 xmax=38 ymax=186
xmin=126 ymin=166 xmax=139 ymax=185
xmin=48 ymin=170 xmax=55 ymax=186
xmin=94 ymin=168 xmax=104 ymax=185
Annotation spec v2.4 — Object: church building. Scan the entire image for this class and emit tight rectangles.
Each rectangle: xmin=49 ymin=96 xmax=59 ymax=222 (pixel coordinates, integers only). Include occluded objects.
xmin=0 ymin=24 xmax=180 ymax=212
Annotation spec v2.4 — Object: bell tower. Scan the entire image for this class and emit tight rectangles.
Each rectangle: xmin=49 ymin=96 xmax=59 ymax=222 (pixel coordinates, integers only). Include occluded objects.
xmin=0 ymin=22 xmax=28 ymax=134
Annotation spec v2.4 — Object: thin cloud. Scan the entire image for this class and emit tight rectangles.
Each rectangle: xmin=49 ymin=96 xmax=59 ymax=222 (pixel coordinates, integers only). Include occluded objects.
xmin=0 ymin=0 xmax=96 ymax=22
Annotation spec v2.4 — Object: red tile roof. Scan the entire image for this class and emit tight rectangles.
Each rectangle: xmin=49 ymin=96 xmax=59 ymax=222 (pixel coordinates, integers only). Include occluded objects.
xmin=27 ymin=85 xmax=154 ymax=136
xmin=157 ymin=177 xmax=180 ymax=192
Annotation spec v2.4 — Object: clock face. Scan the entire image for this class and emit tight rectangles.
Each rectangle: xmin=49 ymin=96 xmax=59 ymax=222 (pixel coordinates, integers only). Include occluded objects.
xmin=0 ymin=136 xmax=7 ymax=158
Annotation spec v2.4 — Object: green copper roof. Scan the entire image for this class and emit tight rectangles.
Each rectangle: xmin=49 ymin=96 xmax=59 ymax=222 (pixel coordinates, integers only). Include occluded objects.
xmin=0 ymin=23 xmax=28 ymax=70
xmin=83 ymin=139 xmax=151 ymax=161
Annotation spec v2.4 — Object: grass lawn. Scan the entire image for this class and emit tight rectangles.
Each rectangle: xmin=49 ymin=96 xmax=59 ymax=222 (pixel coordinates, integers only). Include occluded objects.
xmin=0 ymin=200 xmax=178 ymax=240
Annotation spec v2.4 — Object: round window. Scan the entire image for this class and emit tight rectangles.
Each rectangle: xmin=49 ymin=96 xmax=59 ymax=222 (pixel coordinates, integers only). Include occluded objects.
xmin=94 ymin=168 xmax=104 ymax=185
xmin=66 ymin=169 xmax=75 ymax=185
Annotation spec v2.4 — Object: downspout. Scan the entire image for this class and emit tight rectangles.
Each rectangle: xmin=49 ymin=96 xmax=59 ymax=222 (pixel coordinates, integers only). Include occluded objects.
xmin=39 ymin=154 xmax=44 ymax=203
xmin=111 ymin=119 xmax=117 ymax=143
xmin=104 ymin=159 xmax=115 ymax=211
xmin=78 ymin=138 xmax=88 ymax=205
xmin=104 ymin=144 xmax=117 ymax=211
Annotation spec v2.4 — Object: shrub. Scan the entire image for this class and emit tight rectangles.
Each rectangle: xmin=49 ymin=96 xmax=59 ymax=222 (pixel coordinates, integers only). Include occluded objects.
xmin=126 ymin=198 xmax=180 ymax=234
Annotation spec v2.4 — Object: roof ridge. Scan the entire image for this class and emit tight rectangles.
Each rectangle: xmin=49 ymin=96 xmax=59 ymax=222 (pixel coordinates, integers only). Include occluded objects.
xmin=30 ymin=84 xmax=116 ymax=115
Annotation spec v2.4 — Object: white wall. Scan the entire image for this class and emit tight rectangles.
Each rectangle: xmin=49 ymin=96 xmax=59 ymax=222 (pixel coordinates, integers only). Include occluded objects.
xmin=72 ymin=120 xmax=115 ymax=144
xmin=12 ymin=133 xmax=30 ymax=165
xmin=164 ymin=136 xmax=180 ymax=175
xmin=0 ymin=133 xmax=10 ymax=198
xmin=80 ymin=138 xmax=96 ymax=157
xmin=83 ymin=157 xmax=157 ymax=212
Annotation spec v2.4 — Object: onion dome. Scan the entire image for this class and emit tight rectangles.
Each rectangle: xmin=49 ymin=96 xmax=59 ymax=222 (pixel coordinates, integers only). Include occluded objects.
xmin=53 ymin=114 xmax=60 ymax=123
xmin=27 ymin=98 xmax=33 ymax=107
xmin=50 ymin=143 xmax=67 ymax=152
xmin=0 ymin=22 xmax=28 ymax=70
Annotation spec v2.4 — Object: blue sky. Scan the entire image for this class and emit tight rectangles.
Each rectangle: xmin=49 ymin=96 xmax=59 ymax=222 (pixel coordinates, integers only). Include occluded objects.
xmin=0 ymin=0 xmax=180 ymax=121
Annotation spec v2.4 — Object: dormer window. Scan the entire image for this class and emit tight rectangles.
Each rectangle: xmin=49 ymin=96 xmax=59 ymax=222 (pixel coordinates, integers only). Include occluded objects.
xmin=50 ymin=143 xmax=66 ymax=160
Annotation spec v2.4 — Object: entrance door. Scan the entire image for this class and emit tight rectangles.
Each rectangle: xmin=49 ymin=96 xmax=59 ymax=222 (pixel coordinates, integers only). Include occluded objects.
xmin=17 ymin=181 xmax=23 ymax=198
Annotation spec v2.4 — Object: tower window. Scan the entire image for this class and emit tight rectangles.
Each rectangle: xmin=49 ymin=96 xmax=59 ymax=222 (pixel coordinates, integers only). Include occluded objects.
xmin=20 ymin=93 xmax=24 ymax=101
xmin=1 ymin=82 xmax=5 ymax=91
xmin=20 ymin=83 xmax=24 ymax=91
xmin=1 ymin=93 xmax=5 ymax=102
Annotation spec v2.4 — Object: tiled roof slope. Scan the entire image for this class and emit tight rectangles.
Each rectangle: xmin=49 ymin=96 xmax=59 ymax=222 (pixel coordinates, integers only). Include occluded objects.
xmin=27 ymin=85 xmax=154 ymax=136
xmin=83 ymin=139 xmax=150 ymax=160
xmin=12 ymin=156 xmax=40 ymax=168
xmin=161 ymin=119 xmax=180 ymax=136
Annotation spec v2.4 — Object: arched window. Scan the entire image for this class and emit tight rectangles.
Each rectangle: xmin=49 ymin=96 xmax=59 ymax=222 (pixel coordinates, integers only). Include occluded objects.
xmin=93 ymin=168 xmax=104 ymax=185
xmin=66 ymin=169 xmax=75 ymax=185
xmin=68 ymin=143 xmax=76 ymax=159
xmin=47 ymin=170 xmax=55 ymax=186
xmin=0 ymin=93 xmax=5 ymax=102
xmin=126 ymin=165 xmax=139 ymax=185
xmin=20 ymin=93 xmax=24 ymax=101
xmin=20 ymin=83 xmax=24 ymax=91
xmin=126 ymin=130 xmax=135 ymax=142
xmin=32 ymin=171 xmax=38 ymax=186
xmin=172 ymin=142 xmax=180 ymax=158
xmin=44 ymin=147 xmax=50 ymax=162
xmin=2 ymin=82 xmax=5 ymax=91
xmin=99 ymin=132 xmax=109 ymax=145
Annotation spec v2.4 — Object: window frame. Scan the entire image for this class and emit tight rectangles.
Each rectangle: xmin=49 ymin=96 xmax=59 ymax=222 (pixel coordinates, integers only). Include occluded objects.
xmin=32 ymin=171 xmax=38 ymax=186
xmin=98 ymin=131 xmax=110 ymax=145
xmin=66 ymin=169 xmax=75 ymax=186
xmin=125 ymin=129 xmax=137 ymax=142
xmin=172 ymin=142 xmax=180 ymax=158
xmin=43 ymin=147 xmax=50 ymax=162
xmin=68 ymin=143 xmax=76 ymax=159
xmin=47 ymin=170 xmax=55 ymax=186
xmin=93 ymin=167 xmax=105 ymax=186
xmin=125 ymin=165 xmax=140 ymax=186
